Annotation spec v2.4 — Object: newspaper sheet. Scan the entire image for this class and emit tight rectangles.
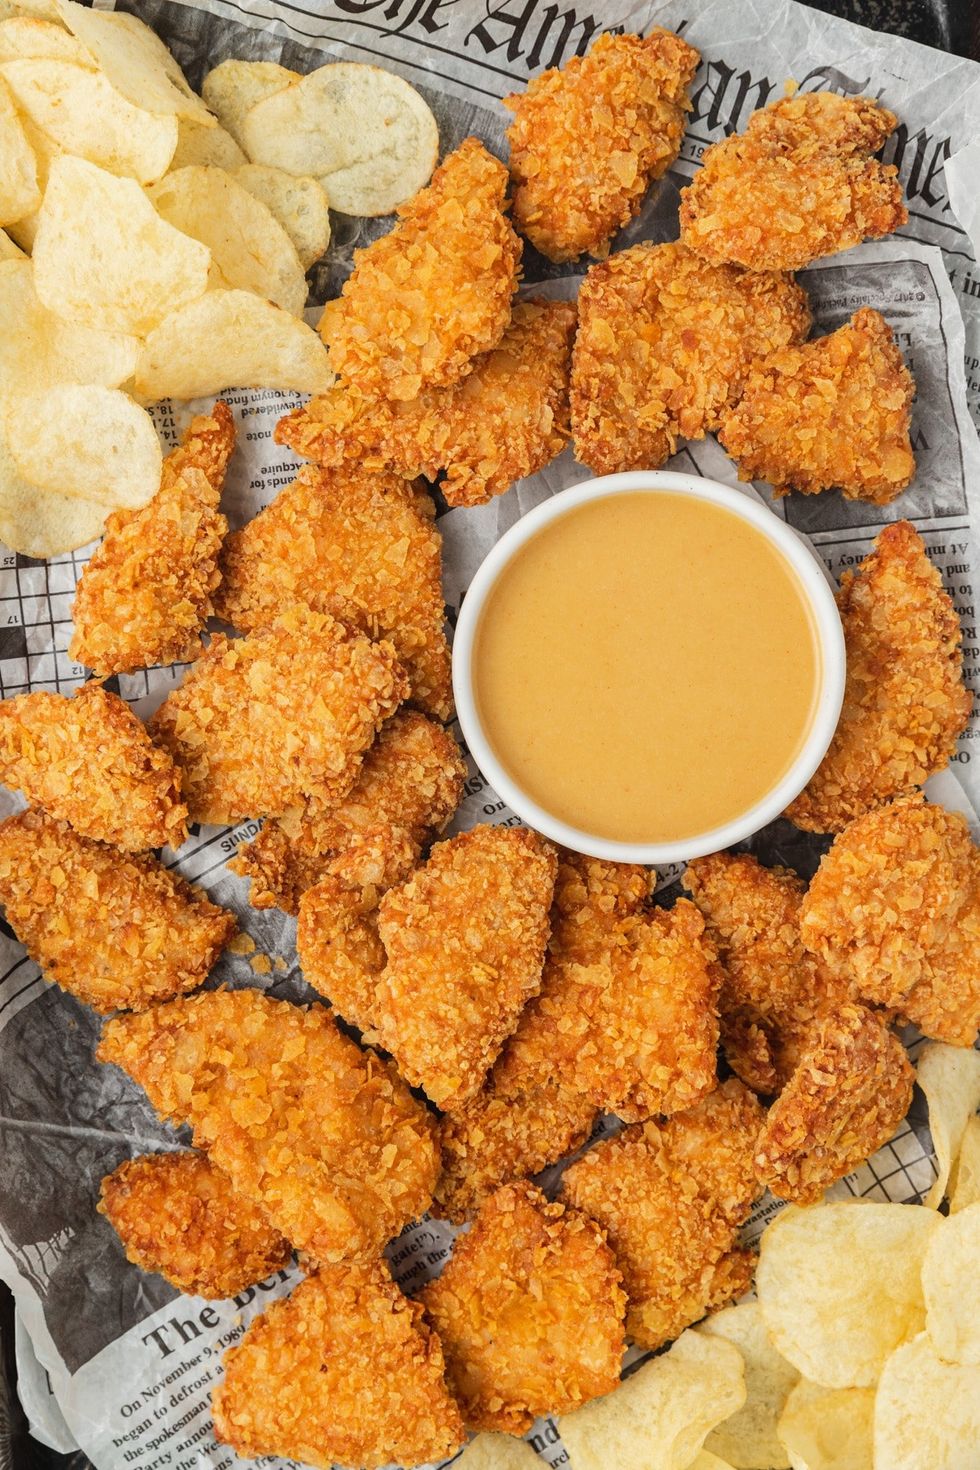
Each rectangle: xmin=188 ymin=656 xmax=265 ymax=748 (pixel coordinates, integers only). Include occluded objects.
xmin=1 ymin=0 xmax=979 ymax=1465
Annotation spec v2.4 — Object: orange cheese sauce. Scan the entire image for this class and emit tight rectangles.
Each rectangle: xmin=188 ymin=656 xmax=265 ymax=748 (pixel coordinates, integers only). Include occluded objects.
xmin=472 ymin=492 xmax=821 ymax=844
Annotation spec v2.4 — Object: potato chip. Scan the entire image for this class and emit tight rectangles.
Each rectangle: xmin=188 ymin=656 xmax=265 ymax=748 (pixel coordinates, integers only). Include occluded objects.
xmin=201 ymin=58 xmax=298 ymax=150
xmin=949 ymin=1114 xmax=980 ymax=1213
xmin=556 ymin=1330 xmax=746 ymax=1470
xmin=0 ymin=227 xmax=22 ymax=258
xmin=697 ymin=1302 xmax=799 ymax=1469
xmin=0 ymin=15 xmax=88 ymax=61
xmin=777 ymin=1381 xmax=874 ymax=1470
xmin=691 ymin=1457 xmax=737 ymax=1470
xmin=756 ymin=1202 xmax=940 ymax=1388
xmin=5 ymin=385 xmax=161 ymax=510
xmin=134 ymin=288 xmax=333 ymax=401
xmin=874 ymin=1332 xmax=980 ymax=1469
xmin=2 ymin=0 xmax=62 ymax=18
xmin=234 ymin=164 xmax=330 ymax=269
xmin=0 ymin=259 xmax=138 ymax=393
xmin=921 ymin=1202 xmax=980 ymax=1365
xmin=146 ymin=165 xmax=306 ymax=315
xmin=0 ymin=413 xmax=106 ymax=557
xmin=53 ymin=1 xmax=212 ymax=124
xmin=457 ymin=1433 xmax=540 ymax=1467
xmin=917 ymin=1040 xmax=980 ymax=1208
xmin=0 ymin=72 xmax=40 ymax=225
xmin=33 ymin=156 xmax=210 ymax=335
xmin=170 ymin=117 xmax=246 ymax=172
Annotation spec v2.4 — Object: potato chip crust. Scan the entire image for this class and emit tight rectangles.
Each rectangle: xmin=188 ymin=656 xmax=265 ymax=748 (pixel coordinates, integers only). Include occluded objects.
xmin=421 ymin=1181 xmax=626 ymax=1434
xmin=297 ymin=875 xmax=386 ymax=1032
xmin=99 ymin=1151 xmax=290 ymax=1297
xmin=505 ymin=29 xmax=699 ymax=263
xmin=212 ymin=1260 xmax=465 ymax=1470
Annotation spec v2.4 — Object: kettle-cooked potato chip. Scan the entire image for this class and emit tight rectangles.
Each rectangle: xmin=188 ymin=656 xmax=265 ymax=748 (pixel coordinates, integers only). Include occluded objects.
xmin=777 ymin=1380 xmax=874 ymax=1470
xmin=170 ymin=116 xmax=246 ymax=172
xmin=691 ymin=1457 xmax=737 ymax=1470
xmin=0 ymin=227 xmax=22 ymax=258
xmin=5 ymin=385 xmax=161 ymax=509
xmin=921 ymin=1203 xmax=980 ymax=1365
xmin=234 ymin=164 xmax=329 ymax=269
xmin=201 ymin=58 xmax=298 ymax=150
xmin=874 ymin=1332 xmax=980 ymax=1469
xmin=456 ymin=1433 xmax=540 ymax=1467
xmin=0 ymin=415 xmax=106 ymax=557
xmin=0 ymin=72 xmax=40 ymax=225
xmin=53 ymin=1 xmax=212 ymax=124
xmin=949 ymin=1114 xmax=980 ymax=1213
xmin=0 ymin=14 xmax=88 ymax=61
xmin=917 ymin=1040 xmax=980 ymax=1208
xmin=0 ymin=259 xmax=138 ymax=393
xmin=697 ymin=1302 xmax=799 ymax=1469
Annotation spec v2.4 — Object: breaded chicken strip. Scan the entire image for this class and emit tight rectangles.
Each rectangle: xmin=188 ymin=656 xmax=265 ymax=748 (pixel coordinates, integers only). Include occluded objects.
xmin=504 ymin=29 xmax=700 ymax=263
xmin=800 ymin=796 xmax=980 ymax=1047
xmin=319 ymin=138 xmax=521 ymax=400
xmin=213 ymin=468 xmax=451 ymax=720
xmin=148 ymin=607 xmax=407 ymax=826
xmin=0 ymin=809 xmax=234 ymax=1013
xmin=212 ymin=1260 xmax=465 ymax=1470
xmin=683 ymin=853 xmax=852 ymax=1094
xmin=571 ymin=242 xmax=810 ymax=474
xmin=98 ymin=989 xmax=439 ymax=1265
xmin=560 ymin=1081 xmax=764 ymax=1350
xmin=375 ymin=825 xmax=557 ymax=1111
xmin=680 ymin=91 xmax=907 ymax=272
xmin=421 ymin=1181 xmax=625 ymax=1434
xmin=277 ymin=299 xmax=577 ymax=508
xmin=718 ymin=307 xmax=915 ymax=502
xmin=69 ymin=404 xmax=234 ymax=675
xmin=755 ymin=1002 xmax=914 ymax=1204
xmin=297 ymin=877 xmax=386 ymax=1033
xmin=0 ymin=681 xmax=187 ymax=851
xmin=786 ymin=523 xmax=970 ymax=832
xmin=99 ymin=1152 xmax=290 ymax=1298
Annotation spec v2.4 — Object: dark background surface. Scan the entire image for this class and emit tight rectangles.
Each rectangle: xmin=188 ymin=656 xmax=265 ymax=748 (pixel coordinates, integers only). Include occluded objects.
xmin=3 ymin=1 xmax=979 ymax=1467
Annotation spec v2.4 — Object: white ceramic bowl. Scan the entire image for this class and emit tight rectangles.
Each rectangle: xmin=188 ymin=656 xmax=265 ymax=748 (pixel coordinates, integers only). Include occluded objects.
xmin=452 ymin=470 xmax=846 ymax=865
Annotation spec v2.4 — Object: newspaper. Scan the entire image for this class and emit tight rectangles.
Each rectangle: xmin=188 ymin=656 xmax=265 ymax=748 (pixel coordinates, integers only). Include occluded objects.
xmin=0 ymin=0 xmax=979 ymax=1466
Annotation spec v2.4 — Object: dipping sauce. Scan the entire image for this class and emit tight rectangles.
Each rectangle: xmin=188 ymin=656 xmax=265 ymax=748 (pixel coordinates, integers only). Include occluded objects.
xmin=472 ymin=491 xmax=821 ymax=844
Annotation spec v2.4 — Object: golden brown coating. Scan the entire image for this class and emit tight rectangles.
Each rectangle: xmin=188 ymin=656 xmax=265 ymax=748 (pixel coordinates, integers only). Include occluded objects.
xmin=0 ymin=809 xmax=235 ymax=1014
xmin=0 ymin=682 xmax=187 ymax=852
xmin=213 ymin=467 xmax=451 ymax=720
xmin=718 ymin=307 xmax=915 ymax=502
xmin=754 ymin=1002 xmax=914 ymax=1204
xmin=212 ymin=1260 xmax=465 ymax=1470
xmin=97 ymin=989 xmax=440 ymax=1265
xmin=504 ymin=29 xmax=700 ymax=263
xmin=570 ymin=241 xmax=811 ymax=474
xmin=69 ymin=405 xmax=234 ymax=676
xmin=99 ymin=1152 xmax=290 ymax=1298
xmin=148 ymin=607 xmax=408 ymax=826
xmin=800 ymin=795 xmax=980 ymax=1047
xmin=297 ymin=876 xmax=386 ymax=1032
xmin=277 ymin=299 xmax=577 ymax=508
xmin=561 ymin=1080 xmax=764 ymax=1350
xmin=375 ymin=825 xmax=557 ymax=1111
xmin=421 ymin=1181 xmax=626 ymax=1434
xmin=787 ymin=523 xmax=970 ymax=832
xmin=679 ymin=91 xmax=907 ymax=272
xmin=319 ymin=138 xmax=521 ymax=400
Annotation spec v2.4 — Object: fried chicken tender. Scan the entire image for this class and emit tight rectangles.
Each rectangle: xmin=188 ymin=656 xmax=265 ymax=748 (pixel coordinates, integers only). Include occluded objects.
xmin=375 ymin=825 xmax=557 ymax=1111
xmin=754 ymin=1002 xmax=914 ymax=1204
xmin=148 ymin=607 xmax=407 ymax=826
xmin=0 ymin=809 xmax=234 ymax=1014
xmin=213 ymin=467 xmax=451 ymax=720
xmin=683 ymin=853 xmax=852 ymax=1094
xmin=212 ymin=1260 xmax=465 ymax=1470
xmin=679 ymin=91 xmax=907 ymax=272
xmin=421 ymin=1181 xmax=626 ymax=1434
xmin=560 ymin=1080 xmax=764 ymax=1350
xmin=0 ymin=681 xmax=187 ymax=852
xmin=571 ymin=241 xmax=810 ymax=474
xmin=297 ymin=877 xmax=386 ymax=1032
xmin=787 ymin=523 xmax=970 ymax=832
xmin=718 ymin=307 xmax=915 ymax=502
xmin=277 ymin=299 xmax=577 ymax=508
xmin=69 ymin=404 xmax=234 ymax=676
xmin=800 ymin=796 xmax=980 ymax=1047
xmin=98 ymin=989 xmax=440 ymax=1265
xmin=99 ymin=1152 xmax=290 ymax=1298
xmin=504 ymin=29 xmax=700 ymax=263
xmin=319 ymin=138 xmax=521 ymax=400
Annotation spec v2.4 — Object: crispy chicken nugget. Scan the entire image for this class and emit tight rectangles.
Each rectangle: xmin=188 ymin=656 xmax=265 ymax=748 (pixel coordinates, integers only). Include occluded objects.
xmin=148 ymin=606 xmax=408 ymax=826
xmin=679 ymin=91 xmax=907 ymax=272
xmin=213 ymin=467 xmax=451 ymax=720
xmin=786 ymin=523 xmax=970 ymax=833
xmin=718 ymin=307 xmax=915 ymax=503
xmin=0 ymin=809 xmax=235 ymax=1014
xmin=97 ymin=989 xmax=440 ymax=1265
xmin=319 ymin=137 xmax=521 ymax=400
xmin=754 ymin=1002 xmax=914 ymax=1204
xmin=212 ymin=1260 xmax=465 ymax=1470
xmin=504 ymin=29 xmax=700 ymax=263
xmin=297 ymin=876 xmax=386 ymax=1032
xmin=69 ymin=404 xmax=235 ymax=676
xmin=0 ymin=681 xmax=187 ymax=852
xmin=99 ymin=1152 xmax=290 ymax=1298
xmin=421 ymin=1181 xmax=625 ymax=1434
xmin=560 ymin=1080 xmax=764 ymax=1350
xmin=800 ymin=795 xmax=980 ymax=1047
xmin=277 ymin=299 xmax=577 ymax=508
xmin=571 ymin=241 xmax=810 ymax=474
